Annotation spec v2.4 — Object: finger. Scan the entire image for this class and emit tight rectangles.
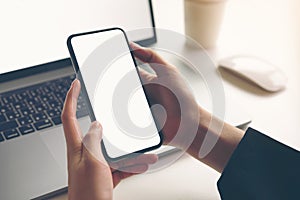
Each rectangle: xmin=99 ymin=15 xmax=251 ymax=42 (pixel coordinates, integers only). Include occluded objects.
xmin=138 ymin=67 xmax=156 ymax=84
xmin=130 ymin=42 xmax=172 ymax=76
xmin=82 ymin=121 xmax=107 ymax=164
xmin=110 ymin=154 xmax=158 ymax=171
xmin=112 ymin=164 xmax=149 ymax=187
xmin=61 ymin=79 xmax=83 ymax=156
xmin=137 ymin=68 xmax=160 ymax=104
xmin=130 ymin=42 xmax=166 ymax=65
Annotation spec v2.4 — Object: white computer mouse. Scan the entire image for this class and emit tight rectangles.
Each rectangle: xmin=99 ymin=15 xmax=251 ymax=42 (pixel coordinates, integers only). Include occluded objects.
xmin=218 ymin=55 xmax=287 ymax=92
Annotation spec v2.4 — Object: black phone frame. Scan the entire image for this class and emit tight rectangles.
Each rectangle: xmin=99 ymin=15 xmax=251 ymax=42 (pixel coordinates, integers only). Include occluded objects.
xmin=67 ymin=27 xmax=163 ymax=162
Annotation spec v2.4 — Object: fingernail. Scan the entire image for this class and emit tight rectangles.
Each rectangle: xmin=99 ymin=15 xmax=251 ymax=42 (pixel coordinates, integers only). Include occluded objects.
xmin=92 ymin=121 xmax=102 ymax=131
xmin=71 ymin=79 xmax=76 ymax=87
xmin=73 ymin=79 xmax=80 ymax=92
xmin=130 ymin=42 xmax=142 ymax=48
xmin=149 ymin=154 xmax=159 ymax=164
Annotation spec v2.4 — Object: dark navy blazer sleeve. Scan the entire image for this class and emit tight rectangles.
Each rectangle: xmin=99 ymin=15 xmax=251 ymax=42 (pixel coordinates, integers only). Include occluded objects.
xmin=217 ymin=127 xmax=300 ymax=200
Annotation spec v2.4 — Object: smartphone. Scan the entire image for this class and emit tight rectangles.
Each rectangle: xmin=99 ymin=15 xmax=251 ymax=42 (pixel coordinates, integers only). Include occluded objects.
xmin=67 ymin=27 xmax=162 ymax=161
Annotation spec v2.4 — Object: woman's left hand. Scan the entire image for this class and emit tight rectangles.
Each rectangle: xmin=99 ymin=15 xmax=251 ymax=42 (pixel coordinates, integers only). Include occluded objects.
xmin=61 ymin=79 xmax=158 ymax=200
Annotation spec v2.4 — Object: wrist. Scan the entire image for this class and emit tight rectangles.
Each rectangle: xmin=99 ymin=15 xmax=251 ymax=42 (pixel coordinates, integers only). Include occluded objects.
xmin=185 ymin=107 xmax=245 ymax=172
xmin=185 ymin=107 xmax=211 ymax=156
xmin=167 ymin=106 xmax=208 ymax=151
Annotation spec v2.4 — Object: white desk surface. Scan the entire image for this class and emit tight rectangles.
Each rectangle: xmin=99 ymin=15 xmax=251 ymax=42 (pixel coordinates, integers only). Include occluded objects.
xmin=52 ymin=0 xmax=300 ymax=199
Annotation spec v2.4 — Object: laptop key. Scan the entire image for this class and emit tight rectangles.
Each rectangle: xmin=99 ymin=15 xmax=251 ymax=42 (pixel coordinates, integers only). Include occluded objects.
xmin=51 ymin=116 xmax=62 ymax=125
xmin=0 ymin=104 xmax=13 ymax=113
xmin=46 ymin=108 xmax=61 ymax=118
xmin=26 ymin=97 xmax=40 ymax=106
xmin=29 ymin=90 xmax=38 ymax=98
xmin=33 ymin=119 xmax=53 ymax=131
xmin=0 ymin=114 xmax=7 ymax=123
xmin=48 ymin=100 xmax=62 ymax=109
xmin=3 ymin=128 xmax=20 ymax=140
xmin=18 ymin=116 xmax=33 ymax=125
xmin=34 ymin=103 xmax=48 ymax=112
xmin=0 ymin=133 xmax=4 ymax=142
xmin=0 ymin=120 xmax=18 ymax=132
xmin=40 ymin=93 xmax=55 ymax=102
xmin=5 ymin=110 xmax=21 ymax=120
xmin=12 ymin=102 xmax=27 ymax=110
xmin=19 ymin=124 xmax=35 ymax=135
xmin=19 ymin=107 xmax=36 ymax=116
xmin=77 ymin=100 xmax=87 ymax=111
xmin=31 ymin=112 xmax=47 ymax=122
xmin=16 ymin=91 xmax=30 ymax=100
xmin=2 ymin=95 xmax=18 ymax=104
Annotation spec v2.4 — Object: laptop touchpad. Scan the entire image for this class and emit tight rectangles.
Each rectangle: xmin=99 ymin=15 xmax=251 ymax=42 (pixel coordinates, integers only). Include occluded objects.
xmin=0 ymin=134 xmax=66 ymax=199
xmin=39 ymin=117 xmax=91 ymax=171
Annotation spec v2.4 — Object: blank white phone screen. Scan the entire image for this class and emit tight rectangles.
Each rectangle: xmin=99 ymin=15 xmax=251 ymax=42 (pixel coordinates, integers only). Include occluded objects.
xmin=70 ymin=29 xmax=161 ymax=159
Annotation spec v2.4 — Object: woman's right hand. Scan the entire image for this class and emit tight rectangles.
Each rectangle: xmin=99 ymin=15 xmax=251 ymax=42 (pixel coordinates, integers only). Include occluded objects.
xmin=130 ymin=43 xmax=202 ymax=149
xmin=131 ymin=43 xmax=245 ymax=173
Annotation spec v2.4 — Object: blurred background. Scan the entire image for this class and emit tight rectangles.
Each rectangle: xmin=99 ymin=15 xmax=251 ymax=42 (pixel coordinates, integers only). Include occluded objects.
xmin=153 ymin=0 xmax=300 ymax=149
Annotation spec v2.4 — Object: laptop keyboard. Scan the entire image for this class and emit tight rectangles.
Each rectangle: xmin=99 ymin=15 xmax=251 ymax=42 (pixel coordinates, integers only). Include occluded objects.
xmin=0 ymin=74 xmax=89 ymax=142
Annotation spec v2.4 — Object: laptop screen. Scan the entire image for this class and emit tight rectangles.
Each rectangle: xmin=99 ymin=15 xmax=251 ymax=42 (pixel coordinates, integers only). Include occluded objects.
xmin=0 ymin=0 xmax=155 ymax=74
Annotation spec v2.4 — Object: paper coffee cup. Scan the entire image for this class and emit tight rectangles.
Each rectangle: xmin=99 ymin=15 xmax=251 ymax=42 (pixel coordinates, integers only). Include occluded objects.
xmin=184 ymin=0 xmax=227 ymax=48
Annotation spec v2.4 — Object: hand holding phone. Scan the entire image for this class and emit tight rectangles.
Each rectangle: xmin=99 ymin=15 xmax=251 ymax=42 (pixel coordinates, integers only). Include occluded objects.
xmin=67 ymin=28 xmax=162 ymax=161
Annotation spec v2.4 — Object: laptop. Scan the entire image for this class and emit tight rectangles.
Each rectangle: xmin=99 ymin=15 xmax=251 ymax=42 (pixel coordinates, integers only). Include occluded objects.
xmin=0 ymin=0 xmax=251 ymax=199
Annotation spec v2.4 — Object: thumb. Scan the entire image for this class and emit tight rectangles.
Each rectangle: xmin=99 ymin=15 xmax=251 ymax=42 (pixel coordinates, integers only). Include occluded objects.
xmin=130 ymin=42 xmax=172 ymax=76
xmin=82 ymin=121 xmax=107 ymax=164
